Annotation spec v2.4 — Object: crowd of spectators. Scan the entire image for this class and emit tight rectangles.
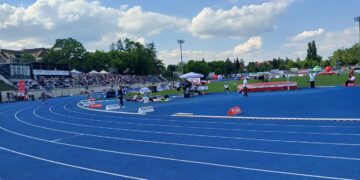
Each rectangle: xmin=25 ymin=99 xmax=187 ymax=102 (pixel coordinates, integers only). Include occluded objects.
xmin=35 ymin=73 xmax=165 ymax=89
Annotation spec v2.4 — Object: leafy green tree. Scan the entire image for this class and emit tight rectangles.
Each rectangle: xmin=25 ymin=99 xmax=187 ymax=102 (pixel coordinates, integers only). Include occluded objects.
xmin=225 ymin=57 xmax=234 ymax=76
xmin=117 ymin=39 xmax=164 ymax=75
xmin=45 ymin=38 xmax=86 ymax=69
xmin=85 ymin=50 xmax=110 ymax=72
xmin=163 ymin=64 xmax=177 ymax=77
xmin=116 ymin=39 xmax=124 ymax=51
xmin=330 ymin=43 xmax=360 ymax=66
xmin=247 ymin=62 xmax=257 ymax=72
xmin=306 ymin=40 xmax=322 ymax=64
xmin=21 ymin=53 xmax=36 ymax=63
xmin=234 ymin=58 xmax=240 ymax=73
xmin=239 ymin=59 xmax=245 ymax=72
xmin=208 ymin=60 xmax=226 ymax=75
xmin=184 ymin=60 xmax=210 ymax=77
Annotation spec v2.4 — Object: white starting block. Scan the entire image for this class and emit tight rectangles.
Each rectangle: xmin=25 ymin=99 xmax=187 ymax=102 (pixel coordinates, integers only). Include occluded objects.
xmin=106 ymin=104 xmax=121 ymax=111
xmin=138 ymin=106 xmax=154 ymax=114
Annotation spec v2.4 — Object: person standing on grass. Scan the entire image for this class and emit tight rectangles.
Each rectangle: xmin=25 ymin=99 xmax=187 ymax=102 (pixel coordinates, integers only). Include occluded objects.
xmin=345 ymin=75 xmax=356 ymax=87
xmin=224 ymin=82 xmax=229 ymax=94
xmin=118 ymin=85 xmax=124 ymax=109
xmin=309 ymin=71 xmax=317 ymax=88
xmin=349 ymin=67 xmax=354 ymax=77
xmin=243 ymin=77 xmax=248 ymax=97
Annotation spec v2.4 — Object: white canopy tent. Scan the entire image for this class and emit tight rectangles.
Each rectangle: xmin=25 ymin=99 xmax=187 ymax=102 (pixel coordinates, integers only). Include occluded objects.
xmin=100 ymin=70 xmax=109 ymax=74
xmin=179 ymin=72 xmax=204 ymax=79
xmin=88 ymin=70 xmax=99 ymax=74
xmin=70 ymin=69 xmax=82 ymax=74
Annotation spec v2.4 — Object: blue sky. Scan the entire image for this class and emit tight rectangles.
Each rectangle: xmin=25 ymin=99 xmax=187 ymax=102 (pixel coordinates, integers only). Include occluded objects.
xmin=0 ymin=0 xmax=359 ymax=65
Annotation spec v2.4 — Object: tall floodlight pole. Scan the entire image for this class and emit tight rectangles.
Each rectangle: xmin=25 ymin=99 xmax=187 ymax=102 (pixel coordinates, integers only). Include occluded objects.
xmin=355 ymin=16 xmax=360 ymax=44
xmin=177 ymin=40 xmax=185 ymax=74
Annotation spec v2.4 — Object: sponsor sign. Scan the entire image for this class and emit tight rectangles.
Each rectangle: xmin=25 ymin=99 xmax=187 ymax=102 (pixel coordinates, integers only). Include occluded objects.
xmin=138 ymin=106 xmax=154 ymax=114
xmin=139 ymin=88 xmax=151 ymax=94
xmin=105 ymin=104 xmax=121 ymax=111
xmin=89 ymin=104 xmax=103 ymax=109
xmin=33 ymin=69 xmax=69 ymax=76
xmin=17 ymin=80 xmax=25 ymax=96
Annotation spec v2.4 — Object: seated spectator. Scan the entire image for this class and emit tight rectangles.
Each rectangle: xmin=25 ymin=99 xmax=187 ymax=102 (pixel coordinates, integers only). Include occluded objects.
xmin=345 ymin=75 xmax=356 ymax=87
xmin=126 ymin=93 xmax=143 ymax=102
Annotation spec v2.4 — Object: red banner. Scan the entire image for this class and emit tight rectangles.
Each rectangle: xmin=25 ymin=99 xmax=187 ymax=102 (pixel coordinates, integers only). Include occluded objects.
xmin=17 ymin=80 xmax=25 ymax=96
xmin=89 ymin=104 xmax=103 ymax=109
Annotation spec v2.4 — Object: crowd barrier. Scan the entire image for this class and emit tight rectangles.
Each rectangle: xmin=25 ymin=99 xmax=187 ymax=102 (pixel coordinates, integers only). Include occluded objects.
xmin=237 ymin=81 xmax=297 ymax=92
xmin=0 ymin=82 xmax=170 ymax=103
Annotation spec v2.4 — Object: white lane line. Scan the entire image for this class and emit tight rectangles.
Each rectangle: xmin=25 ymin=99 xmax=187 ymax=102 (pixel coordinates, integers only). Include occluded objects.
xmin=52 ymin=134 xmax=83 ymax=142
xmin=12 ymin=108 xmax=360 ymax=161
xmin=64 ymin=103 xmax=360 ymax=129
xmin=0 ymin=113 xmax=352 ymax=180
xmin=172 ymin=114 xmax=360 ymax=122
xmin=0 ymin=146 xmax=146 ymax=180
xmin=32 ymin=107 xmax=360 ymax=147
xmin=49 ymin=106 xmax=360 ymax=137
xmin=17 ymin=106 xmax=360 ymax=162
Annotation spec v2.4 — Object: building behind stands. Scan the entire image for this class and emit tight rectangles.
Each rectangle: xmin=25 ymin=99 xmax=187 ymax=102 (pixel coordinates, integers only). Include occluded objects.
xmin=0 ymin=48 xmax=48 ymax=63
xmin=0 ymin=48 xmax=70 ymax=84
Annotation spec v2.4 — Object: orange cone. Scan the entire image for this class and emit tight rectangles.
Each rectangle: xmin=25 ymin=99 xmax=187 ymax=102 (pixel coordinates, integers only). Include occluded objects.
xmin=227 ymin=106 xmax=242 ymax=116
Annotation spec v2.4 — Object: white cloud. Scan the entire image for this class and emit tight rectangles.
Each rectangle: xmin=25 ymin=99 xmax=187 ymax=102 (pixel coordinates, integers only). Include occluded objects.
xmin=0 ymin=0 xmax=189 ymax=50
xmin=233 ymin=36 xmax=262 ymax=54
xmin=190 ymin=0 xmax=291 ymax=38
xmin=136 ymin=37 xmax=146 ymax=45
xmin=159 ymin=36 xmax=265 ymax=65
xmin=290 ymin=28 xmax=325 ymax=42
xmin=118 ymin=6 xmax=189 ymax=36
xmin=0 ymin=38 xmax=47 ymax=49
xmin=283 ymin=26 xmax=357 ymax=59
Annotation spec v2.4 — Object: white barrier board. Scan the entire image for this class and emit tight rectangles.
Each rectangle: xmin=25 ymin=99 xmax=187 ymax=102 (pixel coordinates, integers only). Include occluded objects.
xmin=138 ymin=106 xmax=154 ymax=114
xmin=106 ymin=104 xmax=121 ymax=111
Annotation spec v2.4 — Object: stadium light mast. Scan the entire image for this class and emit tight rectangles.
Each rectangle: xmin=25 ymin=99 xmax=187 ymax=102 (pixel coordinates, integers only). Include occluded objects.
xmin=355 ymin=16 xmax=360 ymax=44
xmin=177 ymin=39 xmax=185 ymax=74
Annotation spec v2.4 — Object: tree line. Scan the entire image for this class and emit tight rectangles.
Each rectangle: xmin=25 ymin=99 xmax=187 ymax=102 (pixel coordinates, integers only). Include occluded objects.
xmin=20 ymin=38 xmax=360 ymax=78
xmin=41 ymin=38 xmax=164 ymax=75
xmin=165 ymin=41 xmax=360 ymax=78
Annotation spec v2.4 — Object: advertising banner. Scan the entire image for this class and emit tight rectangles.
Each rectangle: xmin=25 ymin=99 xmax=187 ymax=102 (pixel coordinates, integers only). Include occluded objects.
xmin=33 ymin=69 xmax=69 ymax=76
xmin=17 ymin=80 xmax=25 ymax=97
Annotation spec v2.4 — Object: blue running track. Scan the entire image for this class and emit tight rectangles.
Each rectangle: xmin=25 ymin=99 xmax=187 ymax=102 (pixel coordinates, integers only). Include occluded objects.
xmin=0 ymin=86 xmax=360 ymax=179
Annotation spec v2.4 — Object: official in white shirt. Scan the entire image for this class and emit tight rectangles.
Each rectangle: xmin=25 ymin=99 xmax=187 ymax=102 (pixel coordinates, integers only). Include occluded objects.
xmin=243 ymin=77 xmax=248 ymax=97
xmin=309 ymin=71 xmax=317 ymax=88
xmin=224 ymin=82 xmax=229 ymax=94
